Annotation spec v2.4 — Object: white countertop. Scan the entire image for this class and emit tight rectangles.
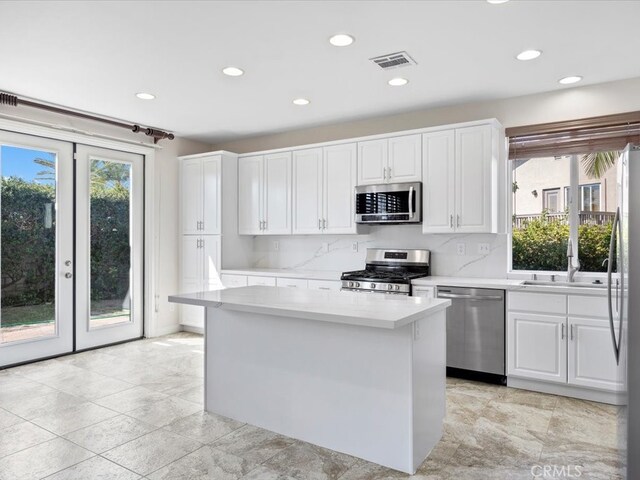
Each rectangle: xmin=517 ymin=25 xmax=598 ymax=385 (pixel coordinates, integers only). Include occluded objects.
xmin=412 ymin=276 xmax=525 ymax=290
xmin=221 ymin=268 xmax=342 ymax=281
xmin=169 ymin=286 xmax=451 ymax=329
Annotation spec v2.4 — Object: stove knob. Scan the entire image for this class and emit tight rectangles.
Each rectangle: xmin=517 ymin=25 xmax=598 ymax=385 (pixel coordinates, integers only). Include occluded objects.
xmin=355 ymin=282 xmax=360 ymax=288
xmin=348 ymin=281 xmax=354 ymax=288
xmin=370 ymin=283 xmax=376 ymax=289
xmin=388 ymin=284 xmax=393 ymax=291
xmin=395 ymin=285 xmax=400 ymax=290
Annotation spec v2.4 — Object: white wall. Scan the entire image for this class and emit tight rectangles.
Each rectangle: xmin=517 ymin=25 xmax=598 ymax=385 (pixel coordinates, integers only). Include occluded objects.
xmin=0 ymin=104 xmax=211 ymax=336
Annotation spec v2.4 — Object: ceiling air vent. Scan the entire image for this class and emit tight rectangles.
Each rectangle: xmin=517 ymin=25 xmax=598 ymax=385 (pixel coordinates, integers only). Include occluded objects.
xmin=370 ymin=51 xmax=417 ymax=70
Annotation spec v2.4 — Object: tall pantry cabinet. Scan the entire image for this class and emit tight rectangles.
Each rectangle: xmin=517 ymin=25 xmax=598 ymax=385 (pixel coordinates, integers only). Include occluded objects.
xmin=179 ymin=151 xmax=251 ymax=330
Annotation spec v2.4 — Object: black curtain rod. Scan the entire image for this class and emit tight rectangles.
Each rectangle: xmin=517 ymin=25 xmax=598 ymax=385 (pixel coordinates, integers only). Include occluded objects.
xmin=0 ymin=92 xmax=174 ymax=143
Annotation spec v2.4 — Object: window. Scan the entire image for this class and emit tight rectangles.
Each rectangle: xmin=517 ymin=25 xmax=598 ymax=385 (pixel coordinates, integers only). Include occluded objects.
xmin=543 ymin=188 xmax=560 ymax=213
xmin=580 ymin=183 xmax=601 ymax=212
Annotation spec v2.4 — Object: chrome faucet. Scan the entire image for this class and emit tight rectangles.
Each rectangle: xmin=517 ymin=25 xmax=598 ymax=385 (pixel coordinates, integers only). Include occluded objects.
xmin=567 ymin=240 xmax=580 ymax=282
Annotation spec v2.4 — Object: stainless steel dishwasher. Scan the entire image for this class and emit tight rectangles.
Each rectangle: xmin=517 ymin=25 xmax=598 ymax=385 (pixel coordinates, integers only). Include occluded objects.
xmin=437 ymin=286 xmax=506 ymax=384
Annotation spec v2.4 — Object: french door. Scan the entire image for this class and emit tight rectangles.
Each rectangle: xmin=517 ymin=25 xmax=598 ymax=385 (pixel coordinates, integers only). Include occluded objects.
xmin=0 ymin=131 xmax=144 ymax=367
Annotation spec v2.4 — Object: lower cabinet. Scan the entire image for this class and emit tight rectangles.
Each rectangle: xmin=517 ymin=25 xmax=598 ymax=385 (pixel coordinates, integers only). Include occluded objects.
xmin=247 ymin=275 xmax=277 ymax=286
xmin=276 ymin=277 xmax=308 ymax=288
xmin=507 ymin=312 xmax=567 ymax=384
xmin=507 ymin=293 xmax=625 ymax=393
xmin=412 ymin=286 xmax=436 ymax=298
xmin=308 ymin=279 xmax=341 ymax=291
xmin=220 ymin=274 xmax=248 ymax=288
xmin=180 ymin=235 xmax=222 ymax=328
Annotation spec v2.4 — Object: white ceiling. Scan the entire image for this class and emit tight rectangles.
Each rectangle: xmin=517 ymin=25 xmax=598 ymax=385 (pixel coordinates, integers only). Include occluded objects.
xmin=2 ymin=1 xmax=640 ymax=144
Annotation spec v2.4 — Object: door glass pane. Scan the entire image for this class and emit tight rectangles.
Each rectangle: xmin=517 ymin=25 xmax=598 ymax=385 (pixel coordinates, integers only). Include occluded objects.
xmin=1 ymin=146 xmax=57 ymax=343
xmin=90 ymin=159 xmax=132 ymax=328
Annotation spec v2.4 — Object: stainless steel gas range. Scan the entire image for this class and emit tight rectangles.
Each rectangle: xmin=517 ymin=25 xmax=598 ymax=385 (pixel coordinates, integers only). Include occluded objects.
xmin=340 ymin=248 xmax=431 ymax=296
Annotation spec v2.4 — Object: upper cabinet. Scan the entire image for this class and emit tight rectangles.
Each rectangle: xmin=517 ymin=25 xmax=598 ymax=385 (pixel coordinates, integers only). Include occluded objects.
xmin=422 ymin=123 xmax=499 ymax=234
xmin=181 ymin=155 xmax=221 ymax=235
xmin=238 ymin=153 xmax=292 ymax=235
xmin=357 ymin=134 xmax=421 ymax=185
xmin=293 ymin=143 xmax=358 ymax=235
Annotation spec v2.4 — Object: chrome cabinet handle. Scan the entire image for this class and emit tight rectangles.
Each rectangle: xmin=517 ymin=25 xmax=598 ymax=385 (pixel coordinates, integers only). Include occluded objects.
xmin=570 ymin=324 xmax=574 ymax=341
xmin=318 ymin=218 xmax=322 ymax=230
xmin=450 ymin=215 xmax=453 ymax=228
xmin=383 ymin=167 xmax=387 ymax=181
xmin=264 ymin=220 xmax=267 ymax=231
xmin=318 ymin=287 xmax=330 ymax=290
xmin=387 ymin=167 xmax=392 ymax=180
xmin=457 ymin=215 xmax=460 ymax=228
xmin=323 ymin=218 xmax=327 ymax=229
xmin=437 ymin=293 xmax=503 ymax=300
xmin=561 ymin=323 xmax=565 ymax=340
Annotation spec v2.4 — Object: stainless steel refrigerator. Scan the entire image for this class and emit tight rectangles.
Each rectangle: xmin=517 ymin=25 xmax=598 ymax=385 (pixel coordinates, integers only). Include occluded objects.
xmin=613 ymin=144 xmax=640 ymax=476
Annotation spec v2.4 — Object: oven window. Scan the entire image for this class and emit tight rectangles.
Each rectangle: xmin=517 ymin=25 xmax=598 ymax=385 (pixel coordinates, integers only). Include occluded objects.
xmin=356 ymin=191 xmax=415 ymax=214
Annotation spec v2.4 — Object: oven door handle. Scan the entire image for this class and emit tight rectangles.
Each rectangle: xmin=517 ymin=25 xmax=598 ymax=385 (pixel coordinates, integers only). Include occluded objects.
xmin=408 ymin=186 xmax=414 ymax=219
xmin=437 ymin=293 xmax=503 ymax=301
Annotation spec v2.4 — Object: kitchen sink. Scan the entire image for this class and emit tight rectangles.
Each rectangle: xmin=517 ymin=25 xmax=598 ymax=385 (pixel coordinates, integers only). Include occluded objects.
xmin=522 ymin=280 xmax=607 ymax=288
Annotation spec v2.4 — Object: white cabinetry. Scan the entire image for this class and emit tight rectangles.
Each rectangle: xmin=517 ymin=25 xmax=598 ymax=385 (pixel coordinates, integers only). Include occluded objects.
xmin=307 ymin=279 xmax=341 ymax=291
xmin=412 ymin=286 xmax=436 ymax=299
xmin=507 ymin=291 xmax=624 ymax=397
xmin=276 ymin=277 xmax=309 ymax=289
xmin=180 ymin=235 xmax=221 ymax=327
xmin=293 ymin=144 xmax=357 ymax=235
xmin=238 ymin=153 xmax=292 ymax=235
xmin=357 ymin=134 xmax=421 ymax=185
xmin=247 ymin=275 xmax=277 ymax=286
xmin=221 ymin=274 xmax=248 ymax=288
xmin=181 ymin=156 xmax=221 ymax=235
xmin=422 ymin=123 xmax=499 ymax=234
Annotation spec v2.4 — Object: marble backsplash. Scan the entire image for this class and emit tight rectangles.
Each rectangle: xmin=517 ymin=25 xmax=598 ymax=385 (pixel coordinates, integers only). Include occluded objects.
xmin=250 ymin=225 xmax=508 ymax=278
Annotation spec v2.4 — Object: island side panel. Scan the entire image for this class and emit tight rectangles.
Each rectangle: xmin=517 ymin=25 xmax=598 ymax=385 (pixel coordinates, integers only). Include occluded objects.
xmin=411 ymin=310 xmax=446 ymax=472
xmin=205 ymin=306 xmax=415 ymax=473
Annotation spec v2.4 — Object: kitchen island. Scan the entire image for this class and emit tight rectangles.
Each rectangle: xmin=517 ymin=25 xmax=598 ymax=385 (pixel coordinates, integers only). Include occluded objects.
xmin=168 ymin=286 xmax=450 ymax=473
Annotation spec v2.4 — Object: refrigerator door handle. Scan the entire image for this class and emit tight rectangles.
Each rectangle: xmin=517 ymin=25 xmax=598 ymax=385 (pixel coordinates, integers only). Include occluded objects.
xmin=607 ymin=207 xmax=621 ymax=364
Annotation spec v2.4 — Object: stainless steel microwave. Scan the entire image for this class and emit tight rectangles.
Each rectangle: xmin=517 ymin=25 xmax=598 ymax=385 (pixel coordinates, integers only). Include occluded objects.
xmin=355 ymin=182 xmax=422 ymax=224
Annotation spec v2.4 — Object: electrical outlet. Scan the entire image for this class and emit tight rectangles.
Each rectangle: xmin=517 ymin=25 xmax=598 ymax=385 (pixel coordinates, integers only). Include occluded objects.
xmin=274 ymin=240 xmax=279 ymax=252
xmin=351 ymin=241 xmax=358 ymax=253
xmin=478 ymin=243 xmax=490 ymax=255
xmin=456 ymin=243 xmax=466 ymax=256
xmin=322 ymin=242 xmax=330 ymax=253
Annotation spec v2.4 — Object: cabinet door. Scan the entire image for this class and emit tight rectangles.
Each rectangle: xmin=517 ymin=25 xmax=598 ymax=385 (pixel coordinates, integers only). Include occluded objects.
xmin=307 ymin=279 xmax=341 ymax=291
xmin=201 ymin=156 xmax=221 ymax=235
xmin=357 ymin=139 xmax=387 ymax=185
xmin=238 ymin=156 xmax=264 ymax=235
xmin=202 ymin=235 xmax=222 ymax=290
xmin=568 ymin=317 xmax=626 ymax=391
xmin=180 ymin=158 xmax=202 ymax=235
xmin=324 ymin=143 xmax=357 ymax=234
xmin=221 ymin=274 xmax=248 ymax=288
xmin=422 ymin=130 xmax=455 ymax=233
xmin=292 ymin=148 xmax=323 ymax=235
xmin=276 ymin=277 xmax=309 ymax=289
xmin=507 ymin=312 xmax=567 ymax=383
xmin=412 ymin=286 xmax=435 ymax=299
xmin=388 ymin=134 xmax=421 ymax=183
xmin=455 ymin=125 xmax=493 ymax=233
xmin=264 ymin=152 xmax=292 ymax=235
xmin=180 ymin=236 xmax=203 ymax=327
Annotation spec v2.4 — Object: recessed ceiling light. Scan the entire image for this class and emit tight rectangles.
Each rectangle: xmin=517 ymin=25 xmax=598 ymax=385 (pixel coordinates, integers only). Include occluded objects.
xmin=329 ymin=34 xmax=355 ymax=47
xmin=516 ymin=49 xmax=542 ymax=61
xmin=135 ymin=92 xmax=155 ymax=100
xmin=558 ymin=75 xmax=583 ymax=85
xmin=222 ymin=66 xmax=244 ymax=77
xmin=388 ymin=78 xmax=408 ymax=86
xmin=293 ymin=98 xmax=310 ymax=106
xmin=487 ymin=0 xmax=509 ymax=3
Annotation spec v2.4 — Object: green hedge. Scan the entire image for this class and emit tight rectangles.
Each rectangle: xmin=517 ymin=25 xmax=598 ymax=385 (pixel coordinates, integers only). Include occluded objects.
xmin=512 ymin=216 xmax=612 ymax=272
xmin=1 ymin=177 xmax=130 ymax=308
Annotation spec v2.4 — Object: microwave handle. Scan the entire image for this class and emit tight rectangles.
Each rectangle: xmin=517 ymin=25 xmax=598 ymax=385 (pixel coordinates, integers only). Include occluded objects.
xmin=408 ymin=186 xmax=414 ymax=219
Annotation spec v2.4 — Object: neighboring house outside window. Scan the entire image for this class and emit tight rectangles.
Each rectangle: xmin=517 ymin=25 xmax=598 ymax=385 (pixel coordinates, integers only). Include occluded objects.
xmin=581 ymin=183 xmax=601 ymax=212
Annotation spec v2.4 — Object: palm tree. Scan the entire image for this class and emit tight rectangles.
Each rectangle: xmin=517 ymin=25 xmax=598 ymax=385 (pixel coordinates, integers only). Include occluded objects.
xmin=581 ymin=151 xmax=619 ymax=179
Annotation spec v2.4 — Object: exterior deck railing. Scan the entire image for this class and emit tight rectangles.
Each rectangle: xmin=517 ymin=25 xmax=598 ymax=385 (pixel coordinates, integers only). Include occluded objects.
xmin=513 ymin=211 xmax=616 ymax=228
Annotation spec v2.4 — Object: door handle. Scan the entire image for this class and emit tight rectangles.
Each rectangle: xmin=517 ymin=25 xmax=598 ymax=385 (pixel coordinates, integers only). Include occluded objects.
xmin=323 ymin=218 xmax=327 ymax=229
xmin=383 ymin=167 xmax=387 ymax=181
xmin=561 ymin=323 xmax=565 ymax=340
xmin=387 ymin=167 xmax=392 ymax=180
xmin=450 ymin=215 xmax=453 ymax=228
xmin=570 ymin=324 xmax=574 ymax=341
xmin=408 ymin=186 xmax=414 ymax=219
xmin=437 ymin=293 xmax=503 ymax=300
xmin=457 ymin=215 xmax=460 ymax=228
xmin=607 ymin=207 xmax=621 ymax=364
xmin=318 ymin=218 xmax=322 ymax=230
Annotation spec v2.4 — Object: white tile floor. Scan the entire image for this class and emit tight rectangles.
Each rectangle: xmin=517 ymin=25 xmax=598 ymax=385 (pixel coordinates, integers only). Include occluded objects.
xmin=0 ymin=332 xmax=625 ymax=479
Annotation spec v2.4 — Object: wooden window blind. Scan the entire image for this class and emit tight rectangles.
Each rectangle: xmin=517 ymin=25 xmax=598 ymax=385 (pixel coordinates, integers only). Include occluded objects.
xmin=506 ymin=111 xmax=640 ymax=159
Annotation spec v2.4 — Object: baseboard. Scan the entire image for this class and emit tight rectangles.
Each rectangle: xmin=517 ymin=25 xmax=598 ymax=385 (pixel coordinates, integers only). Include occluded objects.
xmin=148 ymin=323 xmax=182 ymax=337
xmin=507 ymin=377 xmax=627 ymax=405
xmin=181 ymin=325 xmax=204 ymax=335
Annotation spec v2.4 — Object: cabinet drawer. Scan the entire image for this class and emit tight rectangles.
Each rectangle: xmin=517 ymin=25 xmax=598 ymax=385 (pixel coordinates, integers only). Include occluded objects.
xmin=221 ymin=274 xmax=248 ymax=288
xmin=412 ymin=286 xmax=436 ymax=299
xmin=508 ymin=292 xmax=567 ymax=315
xmin=247 ymin=275 xmax=277 ymax=286
xmin=308 ymin=279 xmax=341 ymax=291
xmin=568 ymin=295 xmax=609 ymax=318
xmin=276 ymin=277 xmax=309 ymax=289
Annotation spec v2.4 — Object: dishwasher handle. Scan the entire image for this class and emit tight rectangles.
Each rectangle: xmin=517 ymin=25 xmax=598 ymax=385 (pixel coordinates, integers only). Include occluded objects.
xmin=437 ymin=292 xmax=503 ymax=301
